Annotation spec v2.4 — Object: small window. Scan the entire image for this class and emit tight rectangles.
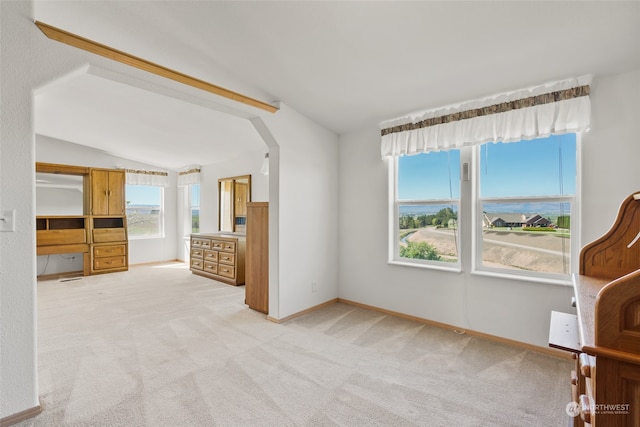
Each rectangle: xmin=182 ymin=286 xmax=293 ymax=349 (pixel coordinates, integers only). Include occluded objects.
xmin=393 ymin=150 xmax=461 ymax=267
xmin=125 ymin=185 xmax=164 ymax=238
xmin=190 ymin=184 xmax=200 ymax=233
xmin=477 ymin=134 xmax=577 ymax=278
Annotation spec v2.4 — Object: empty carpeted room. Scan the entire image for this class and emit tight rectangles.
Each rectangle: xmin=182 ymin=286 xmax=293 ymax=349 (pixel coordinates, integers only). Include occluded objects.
xmin=2 ymin=1 xmax=640 ymax=426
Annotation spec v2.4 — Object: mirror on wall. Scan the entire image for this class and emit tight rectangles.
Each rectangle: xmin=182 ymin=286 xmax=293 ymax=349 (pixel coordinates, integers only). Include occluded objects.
xmin=35 ymin=163 xmax=88 ymax=216
xmin=218 ymin=175 xmax=251 ymax=233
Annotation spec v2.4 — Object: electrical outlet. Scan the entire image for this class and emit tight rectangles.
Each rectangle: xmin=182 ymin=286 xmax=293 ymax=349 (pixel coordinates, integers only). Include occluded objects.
xmin=311 ymin=281 xmax=318 ymax=292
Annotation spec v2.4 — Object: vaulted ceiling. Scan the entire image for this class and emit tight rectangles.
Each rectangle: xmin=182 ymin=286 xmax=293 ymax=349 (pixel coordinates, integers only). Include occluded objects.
xmin=33 ymin=1 xmax=640 ymax=170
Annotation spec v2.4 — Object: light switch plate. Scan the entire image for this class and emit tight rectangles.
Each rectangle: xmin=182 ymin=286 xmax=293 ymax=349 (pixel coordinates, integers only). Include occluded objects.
xmin=0 ymin=209 xmax=16 ymax=232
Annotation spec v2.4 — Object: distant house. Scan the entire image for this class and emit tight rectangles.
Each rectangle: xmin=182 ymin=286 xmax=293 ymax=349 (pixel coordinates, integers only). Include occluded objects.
xmin=489 ymin=213 xmax=528 ymax=228
xmin=524 ymin=214 xmax=552 ymax=228
xmin=488 ymin=213 xmax=552 ymax=228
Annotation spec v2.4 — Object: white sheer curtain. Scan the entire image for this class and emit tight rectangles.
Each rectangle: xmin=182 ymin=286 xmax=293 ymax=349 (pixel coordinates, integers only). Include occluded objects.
xmin=380 ymin=75 xmax=591 ymax=158
xmin=177 ymin=166 xmax=201 ymax=186
xmin=125 ymin=169 xmax=169 ymax=186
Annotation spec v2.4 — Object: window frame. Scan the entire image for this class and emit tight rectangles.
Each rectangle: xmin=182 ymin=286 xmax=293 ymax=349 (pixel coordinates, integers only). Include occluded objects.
xmin=472 ymin=194 xmax=577 ymax=283
xmin=389 ymin=154 xmax=462 ymax=272
xmin=388 ymin=133 xmax=581 ymax=285
xmin=189 ymin=183 xmax=200 ymax=234
xmin=125 ymin=184 xmax=165 ymax=240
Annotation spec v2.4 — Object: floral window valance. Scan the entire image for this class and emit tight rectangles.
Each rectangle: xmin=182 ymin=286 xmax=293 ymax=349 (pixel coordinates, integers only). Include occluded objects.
xmin=125 ymin=168 xmax=169 ymax=186
xmin=380 ymin=75 xmax=591 ymax=158
xmin=177 ymin=166 xmax=201 ymax=186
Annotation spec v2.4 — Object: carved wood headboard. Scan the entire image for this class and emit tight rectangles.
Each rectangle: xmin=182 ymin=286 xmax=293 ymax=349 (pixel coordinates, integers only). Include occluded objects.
xmin=580 ymin=192 xmax=640 ymax=281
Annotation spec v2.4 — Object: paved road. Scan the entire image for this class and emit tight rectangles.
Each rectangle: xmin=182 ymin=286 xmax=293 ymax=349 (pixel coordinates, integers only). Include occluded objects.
xmin=482 ymin=237 xmax=567 ymax=256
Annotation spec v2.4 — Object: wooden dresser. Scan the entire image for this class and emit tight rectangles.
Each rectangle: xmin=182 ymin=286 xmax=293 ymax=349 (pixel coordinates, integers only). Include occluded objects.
xmin=549 ymin=192 xmax=640 ymax=426
xmin=190 ymin=233 xmax=246 ymax=286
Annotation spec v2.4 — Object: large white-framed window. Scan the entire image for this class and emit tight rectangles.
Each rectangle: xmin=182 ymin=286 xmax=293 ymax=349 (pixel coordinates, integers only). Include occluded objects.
xmin=382 ymin=76 xmax=590 ymax=283
xmin=474 ymin=134 xmax=578 ymax=282
xmin=391 ymin=149 xmax=461 ymax=270
xmin=389 ymin=134 xmax=579 ymax=282
xmin=125 ymin=184 xmax=164 ymax=238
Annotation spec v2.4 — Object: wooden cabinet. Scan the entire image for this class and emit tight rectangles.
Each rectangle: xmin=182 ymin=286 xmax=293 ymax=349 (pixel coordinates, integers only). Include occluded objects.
xmin=235 ymin=182 xmax=248 ymax=217
xmin=190 ymin=233 xmax=245 ymax=285
xmin=90 ymin=217 xmax=128 ymax=274
xmin=36 ymin=216 xmax=88 ymax=249
xmin=549 ymin=192 xmax=640 ymax=426
xmin=36 ymin=216 xmax=90 ymax=276
xmin=245 ymin=202 xmax=268 ymax=313
xmin=35 ymin=163 xmax=129 ymax=277
xmin=90 ymin=169 xmax=125 ymax=215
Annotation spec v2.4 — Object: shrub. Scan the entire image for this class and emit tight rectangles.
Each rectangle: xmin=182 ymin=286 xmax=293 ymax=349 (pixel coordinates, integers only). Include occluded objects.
xmin=400 ymin=241 xmax=441 ymax=261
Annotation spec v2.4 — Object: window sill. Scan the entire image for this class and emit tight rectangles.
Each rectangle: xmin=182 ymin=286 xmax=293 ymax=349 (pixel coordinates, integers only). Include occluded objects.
xmin=128 ymin=235 xmax=164 ymax=241
xmin=471 ymin=268 xmax=572 ymax=287
xmin=388 ymin=259 xmax=462 ymax=273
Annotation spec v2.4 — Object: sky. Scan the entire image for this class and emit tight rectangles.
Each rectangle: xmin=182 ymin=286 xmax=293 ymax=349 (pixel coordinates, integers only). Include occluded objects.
xmin=126 ymin=183 xmax=200 ymax=207
xmin=125 ymin=185 xmax=162 ymax=206
xmin=398 ymin=134 xmax=577 ymax=200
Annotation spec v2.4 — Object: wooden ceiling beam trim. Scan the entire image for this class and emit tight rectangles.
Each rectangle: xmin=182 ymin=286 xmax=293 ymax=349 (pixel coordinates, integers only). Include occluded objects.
xmin=34 ymin=21 xmax=279 ymax=114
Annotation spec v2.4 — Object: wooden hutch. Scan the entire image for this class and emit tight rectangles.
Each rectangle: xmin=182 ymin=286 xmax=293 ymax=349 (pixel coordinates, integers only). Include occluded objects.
xmin=36 ymin=162 xmax=128 ymax=276
xmin=549 ymin=192 xmax=640 ymax=426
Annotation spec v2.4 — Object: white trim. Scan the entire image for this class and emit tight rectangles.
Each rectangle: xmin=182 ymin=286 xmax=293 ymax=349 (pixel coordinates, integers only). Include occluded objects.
xmin=472 ymin=136 xmax=579 ymax=280
xmin=471 ymin=269 xmax=572 ymax=287
xmin=389 ymin=155 xmax=462 ymax=269
xmin=388 ymin=260 xmax=462 ymax=273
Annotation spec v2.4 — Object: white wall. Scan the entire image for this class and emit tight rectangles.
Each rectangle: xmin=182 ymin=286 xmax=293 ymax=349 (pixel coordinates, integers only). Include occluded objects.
xmin=582 ymin=68 xmax=640 ymax=245
xmin=337 ymin=68 xmax=640 ymax=348
xmin=258 ymin=104 xmax=340 ymax=320
xmin=1 ymin=2 xmax=40 ymax=416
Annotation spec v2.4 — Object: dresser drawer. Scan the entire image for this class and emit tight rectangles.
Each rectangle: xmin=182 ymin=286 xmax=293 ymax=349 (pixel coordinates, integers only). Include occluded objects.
xmin=190 ymin=258 xmax=204 ymax=270
xmin=93 ymin=228 xmax=126 ymax=243
xmin=94 ymin=256 xmax=126 ymax=270
xmin=37 ymin=229 xmax=87 ymax=246
xmin=203 ymin=250 xmax=218 ymax=262
xmin=218 ymin=264 xmax=235 ymax=279
xmin=191 ymin=248 xmax=204 ymax=259
xmin=218 ymin=252 xmax=235 ymax=266
xmin=191 ymin=238 xmax=211 ymax=249
xmin=211 ymin=240 xmax=225 ymax=250
xmin=222 ymin=241 xmax=236 ymax=253
xmin=94 ymin=244 xmax=126 ymax=258
xmin=204 ymin=262 xmax=218 ymax=274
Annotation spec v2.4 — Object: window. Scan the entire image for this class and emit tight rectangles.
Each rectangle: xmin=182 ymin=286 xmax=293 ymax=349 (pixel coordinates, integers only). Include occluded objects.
xmin=391 ymin=134 xmax=578 ymax=281
xmin=393 ymin=150 xmax=461 ymax=268
xmin=125 ymin=185 xmax=164 ymax=238
xmin=383 ymin=76 xmax=589 ymax=282
xmin=190 ymin=184 xmax=200 ymax=233
xmin=477 ymin=134 xmax=577 ymax=280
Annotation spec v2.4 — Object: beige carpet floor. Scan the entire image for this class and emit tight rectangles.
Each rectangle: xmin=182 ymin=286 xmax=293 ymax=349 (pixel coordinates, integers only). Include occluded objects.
xmin=17 ymin=262 xmax=572 ymax=426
